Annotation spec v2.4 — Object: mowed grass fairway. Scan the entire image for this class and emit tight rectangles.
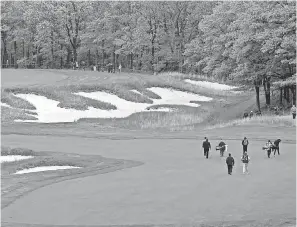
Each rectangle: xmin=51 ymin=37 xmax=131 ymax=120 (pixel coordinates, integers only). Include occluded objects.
xmin=1 ymin=69 xmax=296 ymax=227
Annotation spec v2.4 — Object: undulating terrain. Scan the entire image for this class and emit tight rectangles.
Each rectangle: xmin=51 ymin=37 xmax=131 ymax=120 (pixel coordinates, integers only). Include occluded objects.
xmin=1 ymin=69 xmax=296 ymax=227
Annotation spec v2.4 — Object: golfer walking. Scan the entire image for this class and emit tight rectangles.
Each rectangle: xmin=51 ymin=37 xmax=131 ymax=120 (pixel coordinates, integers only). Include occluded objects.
xmin=241 ymin=152 xmax=250 ymax=174
xmin=202 ymin=138 xmax=211 ymax=159
xmin=226 ymin=153 xmax=235 ymax=175
xmin=273 ymin=139 xmax=281 ymax=156
xmin=242 ymin=137 xmax=249 ymax=153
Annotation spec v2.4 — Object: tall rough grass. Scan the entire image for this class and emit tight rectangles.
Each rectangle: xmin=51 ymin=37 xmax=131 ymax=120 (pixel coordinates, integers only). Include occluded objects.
xmin=79 ymin=111 xmax=205 ymax=130
xmin=135 ymin=112 xmax=204 ymax=129
xmin=206 ymin=115 xmax=295 ymax=129
xmin=1 ymin=106 xmax=38 ymax=122
xmin=1 ymin=147 xmax=36 ymax=156
xmin=1 ymin=91 xmax=36 ymax=110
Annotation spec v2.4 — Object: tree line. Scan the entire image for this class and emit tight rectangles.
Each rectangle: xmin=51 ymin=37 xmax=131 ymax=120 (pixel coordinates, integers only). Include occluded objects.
xmin=1 ymin=1 xmax=296 ymax=109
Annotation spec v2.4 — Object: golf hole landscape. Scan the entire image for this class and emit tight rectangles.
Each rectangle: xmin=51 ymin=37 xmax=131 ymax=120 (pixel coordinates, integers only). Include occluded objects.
xmin=1 ymin=1 xmax=296 ymax=227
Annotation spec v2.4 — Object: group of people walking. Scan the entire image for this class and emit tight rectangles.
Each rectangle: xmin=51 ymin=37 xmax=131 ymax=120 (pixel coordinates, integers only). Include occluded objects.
xmin=202 ymin=136 xmax=281 ymax=175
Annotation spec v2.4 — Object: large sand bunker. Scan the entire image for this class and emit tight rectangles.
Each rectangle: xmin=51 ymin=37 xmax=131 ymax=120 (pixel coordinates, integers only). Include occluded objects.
xmin=14 ymin=87 xmax=212 ymax=123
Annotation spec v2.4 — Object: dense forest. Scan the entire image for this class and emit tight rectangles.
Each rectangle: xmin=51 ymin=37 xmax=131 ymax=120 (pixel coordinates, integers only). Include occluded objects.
xmin=1 ymin=1 xmax=296 ymax=108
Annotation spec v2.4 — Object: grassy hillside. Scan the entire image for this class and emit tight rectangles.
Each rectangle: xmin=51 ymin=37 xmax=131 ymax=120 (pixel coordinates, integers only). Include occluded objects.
xmin=1 ymin=69 xmax=250 ymax=127
xmin=2 ymin=69 xmax=293 ymax=132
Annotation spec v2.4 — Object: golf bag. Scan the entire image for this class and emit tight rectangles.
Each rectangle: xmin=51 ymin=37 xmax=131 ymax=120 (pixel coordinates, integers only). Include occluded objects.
xmin=216 ymin=144 xmax=228 ymax=157
xmin=262 ymin=144 xmax=276 ymax=158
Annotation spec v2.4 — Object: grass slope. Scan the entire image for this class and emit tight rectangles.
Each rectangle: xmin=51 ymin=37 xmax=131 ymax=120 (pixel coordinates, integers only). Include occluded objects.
xmin=1 ymin=146 xmax=143 ymax=210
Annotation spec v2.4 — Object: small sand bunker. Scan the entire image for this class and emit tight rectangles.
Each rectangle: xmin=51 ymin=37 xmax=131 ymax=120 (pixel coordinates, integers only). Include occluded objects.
xmin=130 ymin=89 xmax=143 ymax=95
xmin=184 ymin=79 xmax=238 ymax=90
xmin=145 ymin=107 xmax=176 ymax=112
xmin=147 ymin=87 xmax=212 ymax=106
xmin=0 ymin=155 xmax=34 ymax=163
xmin=1 ymin=102 xmax=12 ymax=108
xmin=14 ymin=166 xmax=81 ymax=174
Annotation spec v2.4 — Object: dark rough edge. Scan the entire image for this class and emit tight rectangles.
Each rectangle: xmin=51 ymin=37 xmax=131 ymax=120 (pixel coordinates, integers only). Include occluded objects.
xmin=1 ymin=131 xmax=296 ymax=144
xmin=1 ymin=217 xmax=296 ymax=227
xmin=1 ymin=159 xmax=143 ymax=210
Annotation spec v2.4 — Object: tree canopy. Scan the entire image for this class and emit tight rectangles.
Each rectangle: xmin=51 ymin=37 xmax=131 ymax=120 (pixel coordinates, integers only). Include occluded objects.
xmin=1 ymin=1 xmax=295 ymax=90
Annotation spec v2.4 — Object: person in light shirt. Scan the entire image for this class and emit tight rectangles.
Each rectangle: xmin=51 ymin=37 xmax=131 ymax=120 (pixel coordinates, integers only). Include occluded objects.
xmin=241 ymin=152 xmax=250 ymax=174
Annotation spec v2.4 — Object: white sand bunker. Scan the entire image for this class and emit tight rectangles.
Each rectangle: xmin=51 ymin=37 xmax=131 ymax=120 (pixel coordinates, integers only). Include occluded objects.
xmin=14 ymin=93 xmax=172 ymax=123
xmin=147 ymin=87 xmax=212 ymax=106
xmin=185 ymin=79 xmax=238 ymax=90
xmin=0 ymin=155 xmax=34 ymax=163
xmin=14 ymin=87 xmax=212 ymax=123
xmin=1 ymin=102 xmax=11 ymax=108
xmin=130 ymin=89 xmax=143 ymax=95
xmin=146 ymin=107 xmax=176 ymax=112
xmin=14 ymin=94 xmax=139 ymax=123
xmin=14 ymin=166 xmax=81 ymax=174
xmin=78 ymin=87 xmax=211 ymax=113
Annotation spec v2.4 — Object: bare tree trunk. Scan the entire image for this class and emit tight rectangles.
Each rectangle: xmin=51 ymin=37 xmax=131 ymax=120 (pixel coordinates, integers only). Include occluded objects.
xmin=112 ymin=46 xmax=116 ymax=73
xmin=130 ymin=53 xmax=133 ymax=69
xmin=10 ymin=53 xmax=13 ymax=67
xmin=102 ymin=40 xmax=105 ymax=68
xmin=27 ymin=44 xmax=30 ymax=59
xmin=254 ymin=79 xmax=261 ymax=112
xmin=263 ymin=76 xmax=271 ymax=106
xmin=35 ymin=46 xmax=38 ymax=67
xmin=88 ymin=49 xmax=91 ymax=67
xmin=3 ymin=43 xmax=8 ymax=67
xmin=14 ymin=41 xmax=17 ymax=68
xmin=50 ymin=31 xmax=54 ymax=68
xmin=1 ymin=46 xmax=3 ymax=67
xmin=66 ymin=46 xmax=71 ymax=68
xmin=284 ymin=86 xmax=290 ymax=103
xmin=1 ymin=31 xmax=8 ymax=67
xmin=60 ymin=44 xmax=63 ymax=69
xmin=96 ymin=49 xmax=99 ymax=68
xmin=290 ymin=86 xmax=296 ymax=105
xmin=73 ymin=47 xmax=77 ymax=65
xmin=22 ymin=40 xmax=25 ymax=58
xmin=279 ymin=88 xmax=282 ymax=105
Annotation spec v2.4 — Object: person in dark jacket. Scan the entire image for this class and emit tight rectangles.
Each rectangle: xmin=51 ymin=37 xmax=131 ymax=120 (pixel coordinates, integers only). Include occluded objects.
xmin=242 ymin=137 xmax=249 ymax=153
xmin=226 ymin=153 xmax=235 ymax=175
xmin=217 ymin=139 xmax=226 ymax=157
xmin=202 ymin=138 xmax=211 ymax=159
xmin=273 ymin=139 xmax=281 ymax=156
xmin=202 ymin=137 xmax=207 ymax=156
